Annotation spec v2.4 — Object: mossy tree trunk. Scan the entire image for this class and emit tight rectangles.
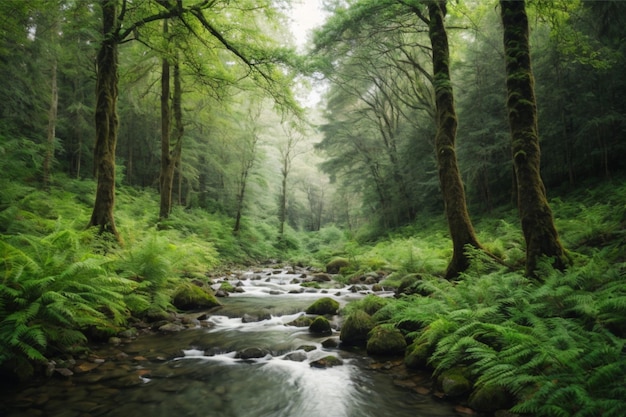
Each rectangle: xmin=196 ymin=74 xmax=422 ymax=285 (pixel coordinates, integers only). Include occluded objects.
xmin=88 ymin=0 xmax=120 ymax=241
xmin=159 ymin=18 xmax=184 ymax=221
xmin=500 ymin=0 xmax=568 ymax=276
xmin=427 ymin=0 xmax=482 ymax=279
xmin=159 ymin=21 xmax=171 ymax=220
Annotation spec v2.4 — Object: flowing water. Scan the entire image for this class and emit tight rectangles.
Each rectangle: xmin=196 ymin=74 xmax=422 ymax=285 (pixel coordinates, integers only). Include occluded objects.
xmin=0 ymin=269 xmax=460 ymax=417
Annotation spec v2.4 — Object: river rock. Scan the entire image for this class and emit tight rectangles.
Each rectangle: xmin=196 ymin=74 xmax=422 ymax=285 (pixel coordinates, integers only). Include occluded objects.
xmin=235 ymin=347 xmax=269 ymax=360
xmin=325 ymin=258 xmax=349 ymax=274
xmin=54 ymin=368 xmax=74 ymax=377
xmin=310 ymin=355 xmax=343 ymax=368
xmin=312 ymin=273 xmax=332 ymax=282
xmin=305 ymin=297 xmax=339 ymax=315
xmin=309 ymin=316 xmax=332 ymax=335
xmin=159 ymin=323 xmax=185 ymax=332
xmin=366 ymin=326 xmax=407 ymax=355
xmin=287 ymin=315 xmax=313 ymax=327
xmin=172 ymin=284 xmax=221 ymax=310
xmin=321 ymin=338 xmax=339 ymax=348
xmin=283 ymin=351 xmax=308 ymax=362
xmin=468 ymin=384 xmax=512 ymax=412
xmin=340 ymin=310 xmax=375 ymax=346
xmin=404 ymin=340 xmax=430 ymax=369
xmin=438 ymin=368 xmax=471 ymax=397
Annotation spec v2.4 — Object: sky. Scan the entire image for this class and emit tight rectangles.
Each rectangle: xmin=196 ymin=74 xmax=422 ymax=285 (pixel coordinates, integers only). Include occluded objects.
xmin=288 ymin=0 xmax=329 ymax=51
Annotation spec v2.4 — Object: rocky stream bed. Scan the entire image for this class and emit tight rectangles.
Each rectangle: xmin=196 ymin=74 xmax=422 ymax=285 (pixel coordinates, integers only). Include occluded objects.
xmin=0 ymin=266 xmax=474 ymax=417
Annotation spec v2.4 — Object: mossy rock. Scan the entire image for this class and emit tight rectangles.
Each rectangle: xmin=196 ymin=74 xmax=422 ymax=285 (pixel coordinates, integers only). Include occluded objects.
xmin=310 ymin=355 xmax=343 ymax=368
xmin=309 ymin=316 xmax=332 ymax=335
xmin=172 ymin=284 xmax=221 ymax=310
xmin=287 ymin=316 xmax=313 ymax=327
xmin=366 ymin=326 xmax=407 ymax=356
xmin=404 ymin=340 xmax=431 ymax=370
xmin=397 ymin=273 xmax=421 ymax=295
xmin=305 ymin=297 xmax=340 ymax=315
xmin=438 ymin=368 xmax=471 ymax=397
xmin=326 ymin=258 xmax=350 ymax=274
xmin=468 ymin=385 xmax=512 ymax=412
xmin=219 ymin=281 xmax=236 ymax=293
xmin=340 ymin=310 xmax=375 ymax=347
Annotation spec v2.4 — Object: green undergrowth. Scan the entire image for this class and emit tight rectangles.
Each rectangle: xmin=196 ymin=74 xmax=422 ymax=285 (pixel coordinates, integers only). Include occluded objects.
xmin=363 ymin=251 xmax=626 ymax=416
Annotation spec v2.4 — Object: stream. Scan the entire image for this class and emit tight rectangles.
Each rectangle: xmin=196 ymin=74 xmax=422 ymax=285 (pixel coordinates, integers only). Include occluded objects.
xmin=0 ymin=268 xmax=461 ymax=417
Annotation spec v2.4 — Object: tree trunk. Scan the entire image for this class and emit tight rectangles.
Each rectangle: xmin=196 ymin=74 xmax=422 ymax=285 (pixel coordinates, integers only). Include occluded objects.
xmin=427 ymin=1 xmax=482 ymax=279
xmin=88 ymin=0 xmax=120 ymax=241
xmin=500 ymin=0 xmax=568 ymax=276
xmin=43 ymin=58 xmax=58 ymax=190
xmin=159 ymin=22 xmax=172 ymax=220
xmin=159 ymin=20 xmax=183 ymax=221
xmin=279 ymin=164 xmax=288 ymax=238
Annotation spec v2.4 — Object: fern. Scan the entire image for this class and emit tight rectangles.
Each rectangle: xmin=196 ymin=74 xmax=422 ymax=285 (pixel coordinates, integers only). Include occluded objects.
xmin=0 ymin=231 xmax=135 ymax=377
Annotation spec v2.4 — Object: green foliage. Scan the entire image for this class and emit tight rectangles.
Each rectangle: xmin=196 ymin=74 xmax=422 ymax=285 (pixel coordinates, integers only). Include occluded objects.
xmin=113 ymin=232 xmax=181 ymax=316
xmin=370 ymin=255 xmax=626 ymax=416
xmin=0 ymin=231 xmax=134 ymax=378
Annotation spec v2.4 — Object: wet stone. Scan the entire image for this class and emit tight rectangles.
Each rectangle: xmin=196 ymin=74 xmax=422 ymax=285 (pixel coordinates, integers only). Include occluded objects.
xmin=283 ymin=351 xmax=308 ymax=362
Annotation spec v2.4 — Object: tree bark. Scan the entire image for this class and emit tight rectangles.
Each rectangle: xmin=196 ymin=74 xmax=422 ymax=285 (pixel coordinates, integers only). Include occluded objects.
xmin=159 ymin=20 xmax=184 ymax=221
xmin=43 ymin=58 xmax=58 ymax=190
xmin=427 ymin=0 xmax=482 ymax=279
xmin=500 ymin=0 xmax=568 ymax=276
xmin=88 ymin=0 xmax=120 ymax=241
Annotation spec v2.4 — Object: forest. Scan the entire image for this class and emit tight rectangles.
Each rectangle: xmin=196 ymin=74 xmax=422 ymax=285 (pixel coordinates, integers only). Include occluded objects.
xmin=1 ymin=0 xmax=625 ymax=416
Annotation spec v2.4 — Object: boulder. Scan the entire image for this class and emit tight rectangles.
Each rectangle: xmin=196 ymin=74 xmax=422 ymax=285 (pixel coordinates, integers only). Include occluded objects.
xmin=172 ymin=284 xmax=221 ymax=310
xmin=339 ymin=310 xmax=375 ymax=347
xmin=325 ymin=258 xmax=350 ymax=274
xmin=235 ymin=347 xmax=269 ymax=360
xmin=310 ymin=355 xmax=343 ymax=368
xmin=438 ymin=368 xmax=471 ymax=397
xmin=311 ymin=273 xmax=332 ymax=282
xmin=309 ymin=316 xmax=332 ymax=335
xmin=283 ymin=351 xmax=308 ymax=362
xmin=366 ymin=326 xmax=407 ymax=356
xmin=404 ymin=340 xmax=430 ymax=370
xmin=468 ymin=385 xmax=512 ymax=412
xmin=305 ymin=297 xmax=340 ymax=315
xmin=158 ymin=323 xmax=185 ymax=333
xmin=287 ymin=315 xmax=313 ymax=327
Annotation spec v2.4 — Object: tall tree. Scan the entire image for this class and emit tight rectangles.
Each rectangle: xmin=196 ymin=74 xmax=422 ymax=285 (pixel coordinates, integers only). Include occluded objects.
xmin=500 ymin=0 xmax=568 ymax=276
xmin=233 ymin=102 xmax=262 ymax=233
xmin=277 ymin=123 xmax=305 ymax=239
xmin=423 ymin=0 xmax=483 ymax=278
xmin=88 ymin=0 xmax=121 ymax=239
xmin=159 ymin=19 xmax=184 ymax=220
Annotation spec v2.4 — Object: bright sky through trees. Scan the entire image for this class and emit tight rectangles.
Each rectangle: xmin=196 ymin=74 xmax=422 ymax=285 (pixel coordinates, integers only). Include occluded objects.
xmin=289 ymin=0 xmax=328 ymax=50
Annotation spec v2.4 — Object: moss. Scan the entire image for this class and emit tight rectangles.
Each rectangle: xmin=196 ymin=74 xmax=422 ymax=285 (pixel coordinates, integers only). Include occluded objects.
xmin=306 ymin=297 xmax=339 ymax=315
xmin=219 ymin=281 xmax=236 ymax=293
xmin=404 ymin=340 xmax=431 ymax=370
xmin=310 ymin=355 xmax=343 ymax=368
xmin=172 ymin=283 xmax=221 ymax=310
xmin=366 ymin=326 xmax=407 ymax=356
xmin=468 ymin=384 xmax=512 ymax=412
xmin=438 ymin=368 xmax=471 ymax=397
xmin=309 ymin=316 xmax=332 ymax=334
xmin=287 ymin=316 xmax=313 ymax=327
xmin=326 ymin=257 xmax=350 ymax=274
xmin=340 ymin=310 xmax=375 ymax=347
